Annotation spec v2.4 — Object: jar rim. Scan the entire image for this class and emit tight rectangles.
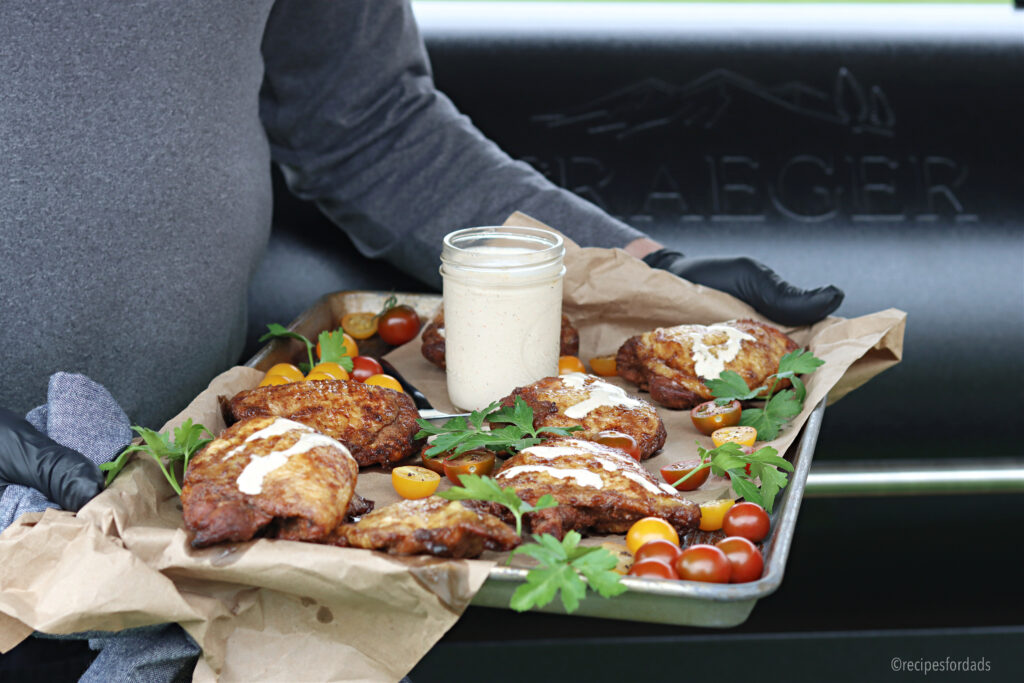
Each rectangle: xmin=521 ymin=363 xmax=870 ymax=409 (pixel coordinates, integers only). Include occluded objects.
xmin=441 ymin=226 xmax=564 ymax=270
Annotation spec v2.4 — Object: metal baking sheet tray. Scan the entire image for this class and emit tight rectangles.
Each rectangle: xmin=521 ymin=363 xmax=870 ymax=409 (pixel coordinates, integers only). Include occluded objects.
xmin=247 ymin=290 xmax=825 ymax=628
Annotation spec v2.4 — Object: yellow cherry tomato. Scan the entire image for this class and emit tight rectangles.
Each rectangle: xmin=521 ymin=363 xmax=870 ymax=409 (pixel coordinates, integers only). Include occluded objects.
xmin=341 ymin=312 xmax=379 ymax=340
xmin=712 ymin=425 xmax=757 ymax=448
xmin=558 ymin=355 xmax=586 ymax=375
xmin=363 ymin=373 xmax=403 ymax=392
xmin=316 ymin=331 xmax=358 ymax=359
xmin=304 ymin=371 xmax=338 ymax=382
xmin=392 ymin=466 xmax=441 ymax=499
xmin=263 ymin=363 xmax=304 ymax=382
xmin=601 ymin=542 xmax=635 ymax=575
xmin=588 ymin=355 xmax=617 ymax=377
xmin=309 ymin=362 xmax=350 ymax=381
xmin=258 ymin=373 xmax=292 ymax=387
xmin=699 ymin=498 xmax=736 ymax=531
xmin=625 ymin=517 xmax=679 ymax=555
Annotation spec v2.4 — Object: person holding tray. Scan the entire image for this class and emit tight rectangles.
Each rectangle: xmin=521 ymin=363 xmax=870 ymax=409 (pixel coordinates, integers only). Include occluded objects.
xmin=0 ymin=2 xmax=843 ymax=680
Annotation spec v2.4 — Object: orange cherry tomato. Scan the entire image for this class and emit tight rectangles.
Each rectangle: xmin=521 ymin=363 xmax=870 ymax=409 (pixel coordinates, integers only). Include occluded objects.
xmin=588 ymin=355 xmax=617 ymax=377
xmin=558 ymin=356 xmax=586 ymax=375
xmin=363 ymin=374 xmax=403 ymax=392
xmin=660 ymin=459 xmax=710 ymax=491
xmin=258 ymin=373 xmax=292 ymax=387
xmin=263 ymin=363 xmax=305 ymax=382
xmin=350 ymin=356 xmax=383 ymax=383
xmin=419 ymin=444 xmax=447 ymax=476
xmin=309 ymin=362 xmax=349 ymax=381
xmin=341 ymin=312 xmax=378 ymax=340
xmin=391 ymin=466 xmax=441 ymax=499
xmin=690 ymin=399 xmax=742 ymax=436
xmin=316 ymin=331 xmax=358 ymax=360
xmin=625 ymin=517 xmax=679 ymax=555
xmin=594 ymin=430 xmax=641 ymax=461
xmin=443 ymin=449 xmax=497 ymax=485
xmin=711 ymin=425 xmax=757 ymax=448
xmin=698 ymin=498 xmax=736 ymax=531
xmin=304 ymin=371 xmax=337 ymax=382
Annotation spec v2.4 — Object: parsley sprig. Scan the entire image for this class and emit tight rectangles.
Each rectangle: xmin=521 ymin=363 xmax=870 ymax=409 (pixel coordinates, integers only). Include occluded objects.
xmin=258 ymin=323 xmax=354 ymax=374
xmin=437 ymin=473 xmax=556 ymax=535
xmin=99 ymin=419 xmax=213 ymax=495
xmin=415 ymin=397 xmax=581 ymax=460
xmin=672 ymin=442 xmax=794 ymax=513
xmin=704 ymin=349 xmax=824 ymax=440
xmin=438 ymin=474 xmax=625 ymax=612
xmin=510 ymin=531 xmax=628 ymax=613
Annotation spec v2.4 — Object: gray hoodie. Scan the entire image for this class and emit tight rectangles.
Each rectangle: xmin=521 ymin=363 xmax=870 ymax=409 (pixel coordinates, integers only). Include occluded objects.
xmin=0 ymin=1 xmax=642 ymax=428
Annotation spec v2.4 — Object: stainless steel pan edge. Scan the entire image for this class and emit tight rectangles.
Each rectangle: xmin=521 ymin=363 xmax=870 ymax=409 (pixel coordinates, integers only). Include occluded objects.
xmin=470 ymin=398 xmax=827 ymax=627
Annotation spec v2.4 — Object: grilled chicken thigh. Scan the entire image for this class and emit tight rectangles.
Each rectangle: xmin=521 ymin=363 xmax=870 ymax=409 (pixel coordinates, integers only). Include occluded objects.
xmin=330 ymin=496 xmax=521 ymax=558
xmin=491 ymin=437 xmax=699 ymax=539
xmin=617 ymin=319 xmax=799 ymax=409
xmin=182 ymin=417 xmax=358 ymax=548
xmin=497 ymin=374 xmax=666 ymax=459
xmin=227 ymin=379 xmax=421 ymax=467
xmin=421 ymin=307 xmax=579 ymax=370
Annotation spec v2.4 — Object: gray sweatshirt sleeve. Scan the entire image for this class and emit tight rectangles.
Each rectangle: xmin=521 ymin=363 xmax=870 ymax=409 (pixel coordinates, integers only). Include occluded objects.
xmin=259 ymin=0 xmax=646 ymax=288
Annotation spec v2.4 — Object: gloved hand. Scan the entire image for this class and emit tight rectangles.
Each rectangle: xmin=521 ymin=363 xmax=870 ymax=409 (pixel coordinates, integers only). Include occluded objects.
xmin=643 ymin=249 xmax=844 ymax=326
xmin=0 ymin=407 xmax=104 ymax=512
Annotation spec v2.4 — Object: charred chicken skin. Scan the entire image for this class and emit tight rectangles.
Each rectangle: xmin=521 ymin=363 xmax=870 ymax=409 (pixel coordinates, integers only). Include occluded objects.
xmin=421 ymin=307 xmax=579 ymax=370
xmin=182 ymin=417 xmax=358 ymax=548
xmin=497 ymin=374 xmax=666 ymax=459
xmin=227 ymin=379 xmax=421 ymax=467
xmin=491 ymin=437 xmax=699 ymax=539
xmin=330 ymin=496 xmax=521 ymax=558
xmin=617 ymin=319 xmax=799 ymax=410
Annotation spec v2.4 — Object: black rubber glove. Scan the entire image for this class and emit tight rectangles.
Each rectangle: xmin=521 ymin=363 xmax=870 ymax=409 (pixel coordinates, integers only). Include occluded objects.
xmin=0 ymin=407 xmax=104 ymax=512
xmin=643 ymin=250 xmax=844 ymax=326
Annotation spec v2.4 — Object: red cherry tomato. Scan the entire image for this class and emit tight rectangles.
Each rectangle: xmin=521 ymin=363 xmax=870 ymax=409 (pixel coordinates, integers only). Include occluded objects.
xmin=594 ymin=430 xmax=641 ymax=461
xmin=443 ymin=449 xmax=497 ymax=485
xmin=690 ymin=399 xmax=742 ymax=436
xmin=660 ymin=459 xmax=710 ymax=491
xmin=674 ymin=544 xmax=731 ymax=583
xmin=716 ymin=536 xmax=764 ymax=583
xmin=633 ymin=539 xmax=683 ymax=566
xmin=350 ymin=355 xmax=384 ymax=383
xmin=419 ymin=443 xmax=447 ymax=475
xmin=722 ymin=502 xmax=771 ymax=542
xmin=628 ymin=558 xmax=678 ymax=580
xmin=378 ymin=304 xmax=421 ymax=346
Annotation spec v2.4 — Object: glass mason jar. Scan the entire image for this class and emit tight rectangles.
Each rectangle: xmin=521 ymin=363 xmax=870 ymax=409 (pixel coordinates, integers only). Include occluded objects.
xmin=440 ymin=226 xmax=566 ymax=411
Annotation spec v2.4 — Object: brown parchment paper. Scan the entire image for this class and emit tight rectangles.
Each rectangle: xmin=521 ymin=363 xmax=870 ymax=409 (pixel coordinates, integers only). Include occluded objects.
xmin=0 ymin=212 xmax=904 ymax=680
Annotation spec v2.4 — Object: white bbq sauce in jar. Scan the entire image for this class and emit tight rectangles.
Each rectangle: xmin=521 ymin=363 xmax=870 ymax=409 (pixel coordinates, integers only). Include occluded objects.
xmin=441 ymin=226 xmax=565 ymax=411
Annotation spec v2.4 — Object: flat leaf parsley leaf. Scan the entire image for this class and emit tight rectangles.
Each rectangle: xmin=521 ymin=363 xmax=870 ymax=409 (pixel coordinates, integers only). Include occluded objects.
xmin=99 ymin=418 xmax=213 ymax=494
xmin=437 ymin=474 xmax=556 ymax=535
xmin=670 ymin=442 xmax=795 ymax=513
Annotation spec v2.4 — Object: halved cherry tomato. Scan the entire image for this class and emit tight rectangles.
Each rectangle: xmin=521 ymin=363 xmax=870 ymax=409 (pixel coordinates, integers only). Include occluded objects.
xmin=712 ymin=425 xmax=757 ymax=448
xmin=660 ymin=459 xmax=710 ymax=491
xmin=723 ymin=502 xmax=771 ymax=542
xmin=690 ymin=399 xmax=742 ymax=436
xmin=588 ymin=355 xmax=617 ymax=377
xmin=443 ymin=449 xmax=496 ymax=485
xmin=309 ymin=362 xmax=349 ymax=381
xmin=258 ymin=373 xmax=292 ymax=387
xmin=263 ymin=363 xmax=304 ymax=383
xmin=674 ymin=544 xmax=731 ymax=583
xmin=341 ymin=312 xmax=378 ymax=340
xmin=391 ymin=466 xmax=440 ymax=499
xmin=628 ymin=558 xmax=678 ymax=580
xmin=594 ymin=430 xmax=641 ymax=461
xmin=699 ymin=498 xmax=736 ymax=531
xmin=601 ymin=542 xmax=634 ymax=575
xmin=378 ymin=305 xmax=421 ymax=346
xmin=626 ymin=517 xmax=679 ymax=554
xmin=316 ymin=331 xmax=358 ymax=360
xmin=558 ymin=356 xmax=586 ymax=375
xmin=419 ymin=446 xmax=447 ymax=476
xmin=350 ymin=356 xmax=383 ymax=383
xmin=363 ymin=374 xmax=403 ymax=392
xmin=716 ymin=536 xmax=764 ymax=583
xmin=633 ymin=539 xmax=683 ymax=567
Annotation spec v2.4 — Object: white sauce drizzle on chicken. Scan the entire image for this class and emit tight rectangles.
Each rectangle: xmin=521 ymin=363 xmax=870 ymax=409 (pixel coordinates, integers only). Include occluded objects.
xmin=556 ymin=374 xmax=644 ymax=419
xmin=496 ymin=465 xmax=604 ymax=490
xmin=664 ymin=323 xmax=756 ymax=380
xmin=236 ymin=429 xmax=347 ymax=495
